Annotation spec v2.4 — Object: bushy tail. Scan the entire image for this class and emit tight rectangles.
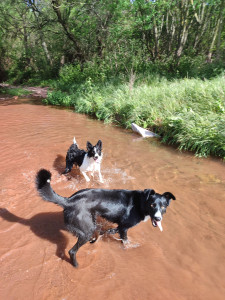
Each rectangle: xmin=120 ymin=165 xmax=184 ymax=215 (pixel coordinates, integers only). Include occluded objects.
xmin=73 ymin=137 xmax=77 ymax=145
xmin=36 ymin=169 xmax=68 ymax=208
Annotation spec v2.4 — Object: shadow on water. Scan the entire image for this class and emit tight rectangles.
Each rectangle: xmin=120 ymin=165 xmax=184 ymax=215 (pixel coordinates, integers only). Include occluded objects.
xmin=53 ymin=154 xmax=66 ymax=174
xmin=0 ymin=208 xmax=123 ymax=265
xmin=53 ymin=154 xmax=82 ymax=180
xmin=0 ymin=208 xmax=70 ymax=263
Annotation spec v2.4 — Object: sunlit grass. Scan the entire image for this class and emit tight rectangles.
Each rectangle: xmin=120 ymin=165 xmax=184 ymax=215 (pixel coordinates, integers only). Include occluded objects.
xmin=0 ymin=87 xmax=30 ymax=96
xmin=45 ymin=75 xmax=225 ymax=159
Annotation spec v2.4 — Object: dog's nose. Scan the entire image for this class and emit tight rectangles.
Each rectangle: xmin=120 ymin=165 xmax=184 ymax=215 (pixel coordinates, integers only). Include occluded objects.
xmin=154 ymin=216 xmax=162 ymax=222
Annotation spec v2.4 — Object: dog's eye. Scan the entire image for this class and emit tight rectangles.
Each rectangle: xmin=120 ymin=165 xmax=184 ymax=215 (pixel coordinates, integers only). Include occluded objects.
xmin=151 ymin=203 xmax=156 ymax=208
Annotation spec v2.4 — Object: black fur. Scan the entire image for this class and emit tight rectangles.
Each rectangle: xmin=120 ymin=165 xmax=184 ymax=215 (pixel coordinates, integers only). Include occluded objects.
xmin=36 ymin=169 xmax=176 ymax=267
xmin=36 ymin=169 xmax=52 ymax=189
xmin=63 ymin=143 xmax=85 ymax=174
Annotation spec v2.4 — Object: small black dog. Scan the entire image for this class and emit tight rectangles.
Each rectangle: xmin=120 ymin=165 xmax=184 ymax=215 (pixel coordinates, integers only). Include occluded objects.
xmin=36 ymin=169 xmax=176 ymax=267
xmin=63 ymin=137 xmax=103 ymax=183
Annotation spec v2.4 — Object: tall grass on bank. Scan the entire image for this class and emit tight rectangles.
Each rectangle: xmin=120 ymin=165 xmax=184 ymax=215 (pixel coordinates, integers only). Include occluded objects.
xmin=44 ymin=75 xmax=225 ymax=159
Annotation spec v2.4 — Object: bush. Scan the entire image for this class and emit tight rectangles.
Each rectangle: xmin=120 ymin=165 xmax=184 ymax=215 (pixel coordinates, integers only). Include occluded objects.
xmin=44 ymin=91 xmax=72 ymax=106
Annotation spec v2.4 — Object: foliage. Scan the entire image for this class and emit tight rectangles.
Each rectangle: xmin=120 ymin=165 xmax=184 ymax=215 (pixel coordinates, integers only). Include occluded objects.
xmin=43 ymin=90 xmax=72 ymax=106
xmin=0 ymin=87 xmax=30 ymax=96
xmin=161 ymin=111 xmax=225 ymax=158
xmin=44 ymin=74 xmax=225 ymax=159
xmin=0 ymin=0 xmax=225 ymax=82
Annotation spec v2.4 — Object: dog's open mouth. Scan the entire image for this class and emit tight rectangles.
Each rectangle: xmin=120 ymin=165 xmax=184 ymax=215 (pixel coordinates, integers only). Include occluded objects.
xmin=94 ymin=157 xmax=101 ymax=163
xmin=151 ymin=219 xmax=163 ymax=232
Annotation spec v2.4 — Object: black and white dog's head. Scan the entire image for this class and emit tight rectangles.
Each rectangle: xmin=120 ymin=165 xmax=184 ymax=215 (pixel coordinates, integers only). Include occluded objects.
xmin=145 ymin=189 xmax=176 ymax=231
xmin=86 ymin=140 xmax=102 ymax=163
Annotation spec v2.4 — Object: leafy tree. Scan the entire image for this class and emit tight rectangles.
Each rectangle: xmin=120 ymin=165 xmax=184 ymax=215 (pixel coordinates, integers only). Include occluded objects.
xmin=0 ymin=0 xmax=224 ymax=82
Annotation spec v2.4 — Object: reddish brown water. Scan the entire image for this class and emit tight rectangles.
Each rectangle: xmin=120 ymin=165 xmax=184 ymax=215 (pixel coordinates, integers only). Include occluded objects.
xmin=0 ymin=98 xmax=225 ymax=300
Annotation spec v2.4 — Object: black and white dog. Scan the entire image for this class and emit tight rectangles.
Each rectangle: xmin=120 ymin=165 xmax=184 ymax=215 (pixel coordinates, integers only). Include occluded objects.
xmin=63 ymin=137 xmax=103 ymax=183
xmin=36 ymin=169 xmax=176 ymax=267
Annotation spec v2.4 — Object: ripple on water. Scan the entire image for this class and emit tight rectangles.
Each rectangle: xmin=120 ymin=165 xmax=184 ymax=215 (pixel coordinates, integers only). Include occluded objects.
xmin=0 ymin=100 xmax=225 ymax=300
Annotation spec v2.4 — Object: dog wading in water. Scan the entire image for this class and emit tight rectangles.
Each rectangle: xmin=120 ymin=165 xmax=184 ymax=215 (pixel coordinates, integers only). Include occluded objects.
xmin=63 ymin=137 xmax=103 ymax=183
xmin=36 ymin=169 xmax=176 ymax=267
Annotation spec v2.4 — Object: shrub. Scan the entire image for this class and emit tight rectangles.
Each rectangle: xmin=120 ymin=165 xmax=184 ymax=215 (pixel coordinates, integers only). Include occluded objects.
xmin=44 ymin=91 xmax=72 ymax=106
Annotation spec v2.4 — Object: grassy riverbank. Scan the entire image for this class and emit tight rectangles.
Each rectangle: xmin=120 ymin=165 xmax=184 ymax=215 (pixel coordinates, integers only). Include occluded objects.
xmin=0 ymin=86 xmax=30 ymax=96
xmin=43 ymin=74 xmax=225 ymax=159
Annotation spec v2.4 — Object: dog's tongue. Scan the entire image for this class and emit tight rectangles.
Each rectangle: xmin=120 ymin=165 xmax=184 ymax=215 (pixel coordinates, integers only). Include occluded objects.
xmin=156 ymin=221 xmax=163 ymax=232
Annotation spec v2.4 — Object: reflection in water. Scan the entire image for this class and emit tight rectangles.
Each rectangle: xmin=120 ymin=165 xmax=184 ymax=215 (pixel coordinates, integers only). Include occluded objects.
xmin=0 ymin=98 xmax=225 ymax=300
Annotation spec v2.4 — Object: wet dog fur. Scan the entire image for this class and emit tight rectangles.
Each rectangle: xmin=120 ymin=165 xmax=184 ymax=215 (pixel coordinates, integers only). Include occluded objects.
xmin=36 ymin=169 xmax=176 ymax=267
xmin=63 ymin=137 xmax=103 ymax=183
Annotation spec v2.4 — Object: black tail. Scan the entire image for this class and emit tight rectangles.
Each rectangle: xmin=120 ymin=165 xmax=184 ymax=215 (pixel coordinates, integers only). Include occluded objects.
xmin=36 ymin=169 xmax=68 ymax=208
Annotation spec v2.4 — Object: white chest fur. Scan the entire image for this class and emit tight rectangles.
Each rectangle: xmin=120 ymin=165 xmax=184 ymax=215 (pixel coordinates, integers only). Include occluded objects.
xmin=79 ymin=154 xmax=103 ymax=183
xmin=80 ymin=155 xmax=100 ymax=173
xmin=143 ymin=215 xmax=150 ymax=222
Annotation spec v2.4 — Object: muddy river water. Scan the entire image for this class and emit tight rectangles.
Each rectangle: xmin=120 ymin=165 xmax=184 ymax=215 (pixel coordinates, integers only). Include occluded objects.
xmin=0 ymin=97 xmax=225 ymax=300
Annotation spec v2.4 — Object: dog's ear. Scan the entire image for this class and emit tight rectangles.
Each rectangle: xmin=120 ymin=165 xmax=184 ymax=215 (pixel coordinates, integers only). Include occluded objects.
xmin=162 ymin=192 xmax=176 ymax=206
xmin=144 ymin=189 xmax=155 ymax=201
xmin=87 ymin=141 xmax=93 ymax=151
xmin=96 ymin=140 xmax=102 ymax=150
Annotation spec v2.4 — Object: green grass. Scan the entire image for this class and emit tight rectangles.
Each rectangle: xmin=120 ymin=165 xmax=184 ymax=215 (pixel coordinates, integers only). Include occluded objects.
xmin=44 ymin=75 xmax=225 ymax=159
xmin=0 ymin=87 xmax=31 ymax=96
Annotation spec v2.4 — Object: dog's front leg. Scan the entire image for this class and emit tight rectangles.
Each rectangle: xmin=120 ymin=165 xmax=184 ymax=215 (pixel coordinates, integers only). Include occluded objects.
xmin=119 ymin=228 xmax=129 ymax=244
xmin=98 ymin=170 xmax=104 ymax=183
xmin=81 ymin=171 xmax=90 ymax=182
xmin=111 ymin=228 xmax=130 ymax=245
xmin=96 ymin=163 xmax=104 ymax=183
xmin=119 ymin=227 xmax=139 ymax=248
xmin=63 ymin=160 xmax=73 ymax=174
